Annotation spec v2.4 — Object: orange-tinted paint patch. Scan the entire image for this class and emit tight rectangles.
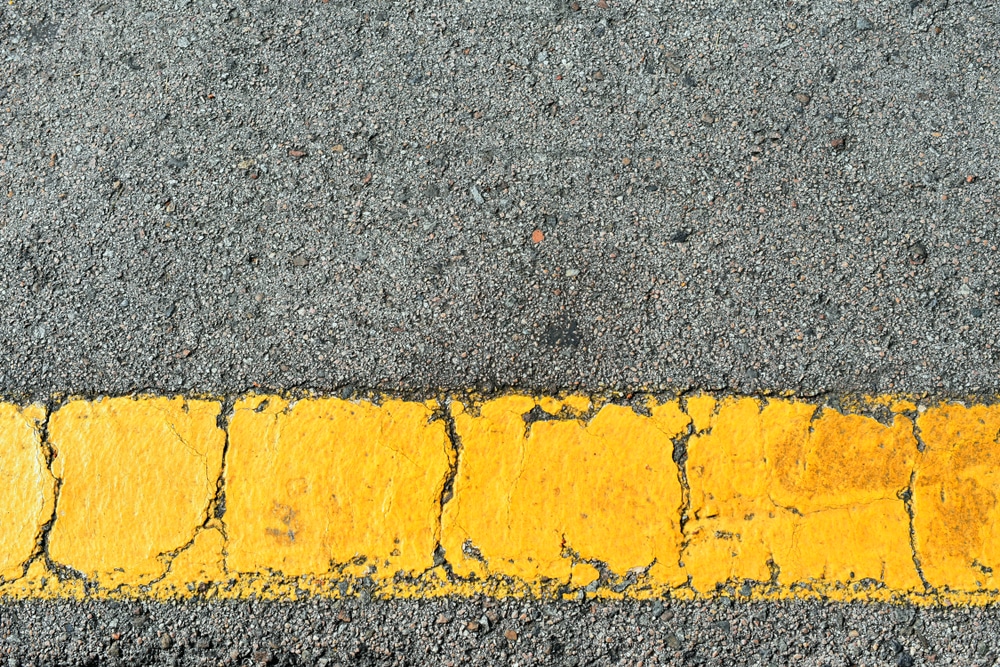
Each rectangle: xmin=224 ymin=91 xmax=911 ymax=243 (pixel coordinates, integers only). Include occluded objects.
xmin=685 ymin=398 xmax=921 ymax=595
xmin=913 ymin=403 xmax=1000 ymax=591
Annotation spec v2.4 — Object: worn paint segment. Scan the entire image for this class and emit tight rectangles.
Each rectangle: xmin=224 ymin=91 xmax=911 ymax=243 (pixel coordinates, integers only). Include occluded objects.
xmin=46 ymin=397 xmax=225 ymax=592
xmin=0 ymin=404 xmax=55 ymax=582
xmin=913 ymin=403 xmax=1000 ymax=591
xmin=0 ymin=393 xmax=998 ymax=603
xmin=226 ymin=396 xmax=452 ymax=582
xmin=684 ymin=397 xmax=921 ymax=599
xmin=440 ymin=395 xmax=690 ymax=594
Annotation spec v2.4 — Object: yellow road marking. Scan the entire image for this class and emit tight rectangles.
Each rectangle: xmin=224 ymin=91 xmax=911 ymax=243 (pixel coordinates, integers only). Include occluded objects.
xmin=0 ymin=393 xmax=998 ymax=603
xmin=47 ymin=397 xmax=225 ymax=593
xmin=0 ymin=404 xmax=53 ymax=581
xmin=913 ymin=403 xmax=1000 ymax=590
xmin=684 ymin=397 xmax=920 ymax=595
xmin=226 ymin=395 xmax=451 ymax=579
xmin=441 ymin=396 xmax=690 ymax=590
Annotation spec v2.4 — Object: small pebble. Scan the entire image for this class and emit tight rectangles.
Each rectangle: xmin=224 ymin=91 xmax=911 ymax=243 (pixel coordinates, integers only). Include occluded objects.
xmin=470 ymin=185 xmax=484 ymax=206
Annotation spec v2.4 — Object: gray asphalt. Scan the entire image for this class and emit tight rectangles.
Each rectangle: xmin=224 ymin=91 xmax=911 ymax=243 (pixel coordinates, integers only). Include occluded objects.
xmin=2 ymin=0 xmax=999 ymax=663
xmin=1 ymin=597 xmax=996 ymax=666
xmin=2 ymin=0 xmax=998 ymax=401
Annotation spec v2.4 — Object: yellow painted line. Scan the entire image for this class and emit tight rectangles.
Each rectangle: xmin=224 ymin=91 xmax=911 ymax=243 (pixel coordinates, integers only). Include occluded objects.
xmin=0 ymin=393 xmax=998 ymax=603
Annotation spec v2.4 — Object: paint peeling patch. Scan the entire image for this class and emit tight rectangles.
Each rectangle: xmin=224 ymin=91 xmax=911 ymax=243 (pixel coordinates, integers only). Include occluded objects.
xmin=225 ymin=395 xmax=452 ymax=581
xmin=440 ymin=395 xmax=691 ymax=592
xmin=45 ymin=397 xmax=224 ymax=588
xmin=0 ymin=404 xmax=55 ymax=581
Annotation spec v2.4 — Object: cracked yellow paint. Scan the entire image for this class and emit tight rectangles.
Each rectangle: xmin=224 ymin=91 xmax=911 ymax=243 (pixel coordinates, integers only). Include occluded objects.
xmin=440 ymin=396 xmax=691 ymax=590
xmin=538 ymin=396 xmax=593 ymax=416
xmin=225 ymin=396 xmax=452 ymax=580
xmin=152 ymin=527 xmax=226 ymax=594
xmin=0 ymin=404 xmax=54 ymax=581
xmin=684 ymin=397 xmax=921 ymax=596
xmin=4 ymin=392 xmax=1000 ymax=603
xmin=46 ymin=397 xmax=224 ymax=587
xmin=571 ymin=562 xmax=601 ymax=587
xmin=913 ymin=403 xmax=1000 ymax=591
xmin=863 ymin=394 xmax=920 ymax=413
xmin=562 ymin=396 xmax=592 ymax=414
xmin=538 ymin=397 xmax=563 ymax=415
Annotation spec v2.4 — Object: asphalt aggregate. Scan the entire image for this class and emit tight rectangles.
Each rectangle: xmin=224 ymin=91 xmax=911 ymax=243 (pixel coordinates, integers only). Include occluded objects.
xmin=1 ymin=597 xmax=998 ymax=666
xmin=1 ymin=0 xmax=998 ymax=400
xmin=2 ymin=0 xmax=1000 ymax=663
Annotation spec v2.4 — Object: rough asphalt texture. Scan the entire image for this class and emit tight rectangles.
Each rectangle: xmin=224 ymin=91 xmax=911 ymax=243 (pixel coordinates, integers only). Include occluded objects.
xmin=2 ymin=0 xmax=1000 ymax=662
xmin=1 ymin=0 xmax=998 ymax=401
xmin=1 ymin=597 xmax=998 ymax=666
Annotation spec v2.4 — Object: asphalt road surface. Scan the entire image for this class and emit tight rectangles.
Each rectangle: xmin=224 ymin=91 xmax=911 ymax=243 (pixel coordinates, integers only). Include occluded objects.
xmin=2 ymin=597 xmax=998 ymax=666
xmin=1 ymin=0 xmax=999 ymax=664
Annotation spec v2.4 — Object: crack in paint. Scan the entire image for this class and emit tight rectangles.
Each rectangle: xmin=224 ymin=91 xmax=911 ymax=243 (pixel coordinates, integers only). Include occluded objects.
xmin=3 ymin=392 xmax=1000 ymax=602
xmin=435 ymin=398 xmax=462 ymax=557
xmin=24 ymin=404 xmax=86 ymax=588
xmin=23 ymin=404 xmax=56 ymax=582
xmin=667 ymin=420 xmax=693 ymax=574
xmin=157 ymin=396 xmax=239 ymax=587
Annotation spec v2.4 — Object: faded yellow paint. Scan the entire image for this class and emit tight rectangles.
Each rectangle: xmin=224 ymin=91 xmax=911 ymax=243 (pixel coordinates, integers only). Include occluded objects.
xmin=225 ymin=396 xmax=452 ymax=580
xmin=3 ymin=392 xmax=1000 ymax=603
xmin=0 ymin=404 xmax=54 ymax=581
xmin=46 ymin=397 xmax=224 ymax=587
xmin=440 ymin=396 xmax=690 ymax=590
xmin=913 ymin=403 xmax=1000 ymax=591
xmin=685 ymin=398 xmax=921 ymax=595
